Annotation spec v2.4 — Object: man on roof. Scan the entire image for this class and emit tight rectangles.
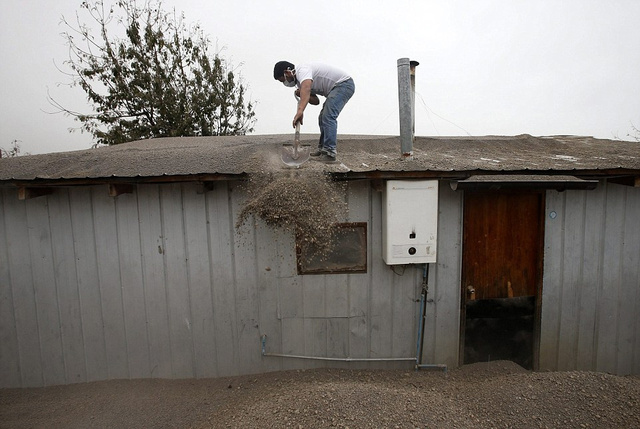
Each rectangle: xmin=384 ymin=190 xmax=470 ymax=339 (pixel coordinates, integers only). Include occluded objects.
xmin=273 ymin=61 xmax=355 ymax=164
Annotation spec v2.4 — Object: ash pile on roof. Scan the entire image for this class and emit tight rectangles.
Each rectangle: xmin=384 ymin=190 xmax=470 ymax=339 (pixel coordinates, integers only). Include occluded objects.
xmin=236 ymin=169 xmax=348 ymax=255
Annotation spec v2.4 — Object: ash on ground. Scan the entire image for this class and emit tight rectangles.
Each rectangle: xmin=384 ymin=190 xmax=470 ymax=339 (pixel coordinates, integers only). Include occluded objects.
xmin=3 ymin=361 xmax=640 ymax=429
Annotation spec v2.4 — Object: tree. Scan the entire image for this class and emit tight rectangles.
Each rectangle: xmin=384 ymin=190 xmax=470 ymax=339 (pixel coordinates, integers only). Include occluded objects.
xmin=52 ymin=0 xmax=256 ymax=146
xmin=0 ymin=140 xmax=29 ymax=158
xmin=629 ymin=123 xmax=640 ymax=142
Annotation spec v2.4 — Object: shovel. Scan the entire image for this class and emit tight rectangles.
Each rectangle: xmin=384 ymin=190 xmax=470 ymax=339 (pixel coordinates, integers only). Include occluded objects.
xmin=281 ymin=95 xmax=310 ymax=167
xmin=281 ymin=123 xmax=309 ymax=167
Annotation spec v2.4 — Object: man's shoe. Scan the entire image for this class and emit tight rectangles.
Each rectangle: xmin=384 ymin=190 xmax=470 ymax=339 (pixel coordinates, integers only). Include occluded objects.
xmin=315 ymin=154 xmax=338 ymax=164
xmin=310 ymin=150 xmax=323 ymax=157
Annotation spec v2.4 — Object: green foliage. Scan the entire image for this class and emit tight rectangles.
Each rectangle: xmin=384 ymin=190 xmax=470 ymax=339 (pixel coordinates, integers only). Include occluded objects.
xmin=56 ymin=0 xmax=256 ymax=145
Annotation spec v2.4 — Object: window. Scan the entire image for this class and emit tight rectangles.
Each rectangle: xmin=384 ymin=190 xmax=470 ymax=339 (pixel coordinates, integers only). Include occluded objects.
xmin=296 ymin=222 xmax=367 ymax=275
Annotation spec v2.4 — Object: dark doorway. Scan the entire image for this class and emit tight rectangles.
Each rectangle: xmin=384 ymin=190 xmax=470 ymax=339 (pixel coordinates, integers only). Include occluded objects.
xmin=460 ymin=190 xmax=544 ymax=370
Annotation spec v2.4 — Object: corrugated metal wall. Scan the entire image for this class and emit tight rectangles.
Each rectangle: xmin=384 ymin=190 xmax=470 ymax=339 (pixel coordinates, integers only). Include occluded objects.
xmin=541 ymin=181 xmax=640 ymax=375
xmin=0 ymin=181 xmax=463 ymax=388
xmin=2 ymin=179 xmax=639 ymax=388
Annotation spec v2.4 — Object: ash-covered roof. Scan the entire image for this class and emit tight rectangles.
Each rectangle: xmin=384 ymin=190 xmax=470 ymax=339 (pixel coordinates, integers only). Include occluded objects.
xmin=1 ymin=134 xmax=638 ymax=185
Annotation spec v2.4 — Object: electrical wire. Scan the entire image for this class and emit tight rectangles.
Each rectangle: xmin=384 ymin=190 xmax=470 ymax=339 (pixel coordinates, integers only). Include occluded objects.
xmin=415 ymin=91 xmax=473 ymax=137
xmin=390 ymin=264 xmax=407 ymax=276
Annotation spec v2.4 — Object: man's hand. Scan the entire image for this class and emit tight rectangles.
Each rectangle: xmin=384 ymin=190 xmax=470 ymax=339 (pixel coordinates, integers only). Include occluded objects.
xmin=293 ymin=112 xmax=303 ymax=127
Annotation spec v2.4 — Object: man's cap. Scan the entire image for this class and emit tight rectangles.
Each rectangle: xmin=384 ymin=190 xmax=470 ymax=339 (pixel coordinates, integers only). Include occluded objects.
xmin=273 ymin=61 xmax=295 ymax=79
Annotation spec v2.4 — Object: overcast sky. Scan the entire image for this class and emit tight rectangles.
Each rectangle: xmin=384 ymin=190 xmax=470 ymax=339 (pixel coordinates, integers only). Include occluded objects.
xmin=1 ymin=0 xmax=639 ymax=155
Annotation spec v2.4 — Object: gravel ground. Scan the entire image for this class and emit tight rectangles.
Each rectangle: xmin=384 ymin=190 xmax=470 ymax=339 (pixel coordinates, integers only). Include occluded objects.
xmin=2 ymin=361 xmax=639 ymax=428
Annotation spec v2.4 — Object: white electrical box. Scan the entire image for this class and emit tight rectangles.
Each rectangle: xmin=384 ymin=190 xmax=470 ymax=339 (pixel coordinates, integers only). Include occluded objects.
xmin=382 ymin=180 xmax=438 ymax=265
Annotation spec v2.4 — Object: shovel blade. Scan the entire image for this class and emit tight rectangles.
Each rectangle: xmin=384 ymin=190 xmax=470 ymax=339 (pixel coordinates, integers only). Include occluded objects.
xmin=281 ymin=145 xmax=310 ymax=167
xmin=281 ymin=123 xmax=309 ymax=166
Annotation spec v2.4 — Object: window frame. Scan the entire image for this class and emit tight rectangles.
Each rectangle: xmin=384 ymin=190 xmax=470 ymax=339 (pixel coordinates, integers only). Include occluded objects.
xmin=296 ymin=222 xmax=368 ymax=275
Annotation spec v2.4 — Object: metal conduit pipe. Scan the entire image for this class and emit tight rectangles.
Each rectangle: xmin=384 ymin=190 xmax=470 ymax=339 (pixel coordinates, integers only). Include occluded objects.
xmin=416 ymin=363 xmax=448 ymax=371
xmin=261 ymin=335 xmax=415 ymax=363
xmin=415 ymin=264 xmax=448 ymax=372
xmin=260 ymin=263 xmax=446 ymax=371
xmin=415 ymin=264 xmax=428 ymax=364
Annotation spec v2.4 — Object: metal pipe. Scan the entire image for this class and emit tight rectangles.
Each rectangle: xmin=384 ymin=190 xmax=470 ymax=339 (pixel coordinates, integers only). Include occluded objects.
xmin=416 ymin=363 xmax=448 ymax=372
xmin=414 ymin=264 xmax=448 ymax=373
xmin=416 ymin=264 xmax=429 ymax=365
xmin=410 ymin=60 xmax=419 ymax=138
xmin=261 ymin=335 xmax=415 ymax=363
xmin=397 ymin=58 xmax=413 ymax=158
xmin=415 ymin=286 xmax=425 ymax=363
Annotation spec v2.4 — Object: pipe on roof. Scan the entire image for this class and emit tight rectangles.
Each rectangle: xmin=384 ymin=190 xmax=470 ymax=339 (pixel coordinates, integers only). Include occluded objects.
xmin=410 ymin=60 xmax=419 ymax=137
xmin=397 ymin=58 xmax=413 ymax=158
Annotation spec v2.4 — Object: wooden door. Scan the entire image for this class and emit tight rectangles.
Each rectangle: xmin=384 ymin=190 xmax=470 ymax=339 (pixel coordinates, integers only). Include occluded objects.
xmin=461 ymin=190 xmax=544 ymax=369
